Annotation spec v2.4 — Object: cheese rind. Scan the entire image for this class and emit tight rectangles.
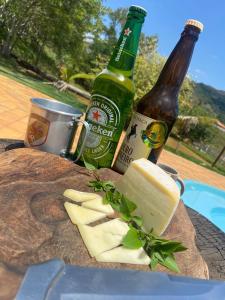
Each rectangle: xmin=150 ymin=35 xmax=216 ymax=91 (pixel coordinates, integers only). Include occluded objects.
xmin=77 ymin=224 xmax=123 ymax=257
xmin=82 ymin=198 xmax=114 ymax=215
xmin=63 ymin=189 xmax=102 ymax=202
xmin=116 ymin=158 xmax=180 ymax=235
xmin=64 ymin=202 xmax=106 ymax=225
xmin=94 ymin=218 xmax=129 ymax=236
xmin=96 ymin=246 xmax=150 ymax=265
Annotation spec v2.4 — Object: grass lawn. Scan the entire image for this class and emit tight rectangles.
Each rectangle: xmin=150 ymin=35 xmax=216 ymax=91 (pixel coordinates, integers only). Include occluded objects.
xmin=0 ymin=56 xmax=88 ymax=111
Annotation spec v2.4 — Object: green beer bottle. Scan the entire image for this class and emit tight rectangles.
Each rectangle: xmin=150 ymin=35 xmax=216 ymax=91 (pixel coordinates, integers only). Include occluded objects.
xmin=78 ymin=6 xmax=147 ymax=168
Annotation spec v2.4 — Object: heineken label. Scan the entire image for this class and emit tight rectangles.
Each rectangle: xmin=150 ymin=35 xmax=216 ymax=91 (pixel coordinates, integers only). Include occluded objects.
xmin=115 ymin=27 xmax=133 ymax=62
xmin=83 ymin=94 xmax=120 ymax=159
xmin=109 ymin=20 xmax=140 ymax=71
xmin=114 ymin=112 xmax=168 ymax=173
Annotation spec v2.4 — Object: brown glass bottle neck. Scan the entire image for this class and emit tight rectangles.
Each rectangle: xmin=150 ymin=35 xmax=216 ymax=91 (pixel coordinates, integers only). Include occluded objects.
xmin=153 ymin=26 xmax=200 ymax=93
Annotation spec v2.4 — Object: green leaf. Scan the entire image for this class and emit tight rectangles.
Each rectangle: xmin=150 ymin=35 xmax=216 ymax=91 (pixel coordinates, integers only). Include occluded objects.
xmin=131 ymin=215 xmax=143 ymax=227
xmin=83 ymin=160 xmax=97 ymax=171
xmin=88 ymin=180 xmax=115 ymax=193
xmin=121 ymin=213 xmax=132 ymax=222
xmin=119 ymin=195 xmax=137 ymax=217
xmin=88 ymin=180 xmax=103 ymax=192
xmin=150 ymin=254 xmax=159 ymax=270
xmin=159 ymin=255 xmax=180 ymax=273
xmin=103 ymin=190 xmax=113 ymax=204
xmin=159 ymin=242 xmax=187 ymax=254
xmin=119 ymin=199 xmax=131 ymax=218
xmin=123 ymin=196 xmax=137 ymax=213
xmin=102 ymin=181 xmax=115 ymax=192
xmin=110 ymin=202 xmax=121 ymax=211
xmin=82 ymin=156 xmax=98 ymax=170
xmin=149 ymin=251 xmax=163 ymax=262
xmin=173 ymin=244 xmax=188 ymax=252
xmin=122 ymin=228 xmax=143 ymax=249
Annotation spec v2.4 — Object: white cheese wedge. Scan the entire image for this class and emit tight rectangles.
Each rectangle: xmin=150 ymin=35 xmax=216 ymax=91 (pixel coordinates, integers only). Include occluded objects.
xmin=116 ymin=158 xmax=180 ymax=235
xmin=64 ymin=202 xmax=106 ymax=225
xmin=82 ymin=197 xmax=114 ymax=215
xmin=77 ymin=224 xmax=123 ymax=257
xmin=96 ymin=246 xmax=150 ymax=265
xmin=94 ymin=218 xmax=129 ymax=236
xmin=64 ymin=189 xmax=102 ymax=202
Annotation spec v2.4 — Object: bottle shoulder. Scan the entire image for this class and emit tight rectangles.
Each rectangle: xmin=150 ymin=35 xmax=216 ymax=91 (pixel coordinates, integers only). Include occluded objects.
xmin=137 ymin=87 xmax=179 ymax=121
xmin=94 ymin=68 xmax=135 ymax=93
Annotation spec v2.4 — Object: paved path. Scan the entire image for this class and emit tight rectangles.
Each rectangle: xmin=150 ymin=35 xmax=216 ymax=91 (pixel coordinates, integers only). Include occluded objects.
xmin=0 ymin=75 xmax=47 ymax=140
xmin=186 ymin=207 xmax=225 ymax=280
xmin=0 ymin=74 xmax=224 ymax=190
xmin=159 ymin=150 xmax=225 ymax=190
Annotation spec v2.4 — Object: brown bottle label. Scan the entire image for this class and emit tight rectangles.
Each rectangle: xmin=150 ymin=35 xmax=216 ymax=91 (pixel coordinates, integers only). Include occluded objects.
xmin=114 ymin=112 xmax=167 ymax=173
xmin=26 ymin=113 xmax=50 ymax=146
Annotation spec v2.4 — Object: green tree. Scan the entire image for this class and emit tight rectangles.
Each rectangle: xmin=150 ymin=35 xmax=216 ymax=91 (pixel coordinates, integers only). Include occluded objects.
xmin=0 ymin=0 xmax=41 ymax=57
xmin=133 ymin=34 xmax=165 ymax=101
xmin=188 ymin=122 xmax=213 ymax=143
xmin=0 ymin=0 xmax=104 ymax=72
xmin=173 ymin=116 xmax=215 ymax=144
xmin=178 ymin=77 xmax=195 ymax=114
xmin=85 ymin=7 xmax=128 ymax=75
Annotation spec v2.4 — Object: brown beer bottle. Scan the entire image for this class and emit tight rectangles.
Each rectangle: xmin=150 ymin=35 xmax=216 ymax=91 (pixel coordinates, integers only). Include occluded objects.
xmin=113 ymin=19 xmax=203 ymax=174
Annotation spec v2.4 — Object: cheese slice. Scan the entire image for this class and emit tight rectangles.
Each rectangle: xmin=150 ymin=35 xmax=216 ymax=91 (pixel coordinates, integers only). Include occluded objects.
xmin=116 ymin=158 xmax=180 ymax=235
xmin=64 ymin=189 xmax=102 ymax=202
xmin=64 ymin=202 xmax=106 ymax=225
xmin=94 ymin=218 xmax=129 ymax=236
xmin=96 ymin=246 xmax=150 ymax=265
xmin=77 ymin=224 xmax=123 ymax=257
xmin=82 ymin=197 xmax=114 ymax=215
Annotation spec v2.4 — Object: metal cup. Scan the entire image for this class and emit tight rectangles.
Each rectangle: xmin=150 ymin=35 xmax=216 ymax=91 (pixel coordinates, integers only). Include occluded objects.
xmin=157 ymin=163 xmax=185 ymax=195
xmin=24 ymin=98 xmax=89 ymax=161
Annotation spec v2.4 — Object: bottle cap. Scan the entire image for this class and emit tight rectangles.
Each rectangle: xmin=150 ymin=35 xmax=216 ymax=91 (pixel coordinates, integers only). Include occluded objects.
xmin=129 ymin=5 xmax=147 ymax=16
xmin=185 ymin=19 xmax=204 ymax=31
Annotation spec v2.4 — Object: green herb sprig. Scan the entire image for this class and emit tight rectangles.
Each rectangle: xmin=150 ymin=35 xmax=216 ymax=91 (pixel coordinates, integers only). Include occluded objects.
xmin=88 ymin=178 xmax=187 ymax=273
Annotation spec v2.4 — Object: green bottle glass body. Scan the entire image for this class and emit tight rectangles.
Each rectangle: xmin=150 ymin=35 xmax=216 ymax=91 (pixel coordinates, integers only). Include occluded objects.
xmin=113 ymin=23 xmax=202 ymax=174
xmin=77 ymin=6 xmax=146 ymax=168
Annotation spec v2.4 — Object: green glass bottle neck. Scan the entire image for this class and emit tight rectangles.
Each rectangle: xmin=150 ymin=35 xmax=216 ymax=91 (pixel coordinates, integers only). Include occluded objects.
xmin=107 ymin=17 xmax=144 ymax=78
xmin=154 ymin=26 xmax=200 ymax=94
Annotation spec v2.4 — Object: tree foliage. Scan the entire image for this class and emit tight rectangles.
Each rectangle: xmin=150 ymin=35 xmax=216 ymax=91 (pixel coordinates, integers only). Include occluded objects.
xmin=0 ymin=0 xmax=104 ymax=71
xmin=173 ymin=116 xmax=214 ymax=143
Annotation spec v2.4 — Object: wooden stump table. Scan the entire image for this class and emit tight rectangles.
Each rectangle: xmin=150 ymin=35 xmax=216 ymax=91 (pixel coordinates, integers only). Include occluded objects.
xmin=0 ymin=147 xmax=209 ymax=300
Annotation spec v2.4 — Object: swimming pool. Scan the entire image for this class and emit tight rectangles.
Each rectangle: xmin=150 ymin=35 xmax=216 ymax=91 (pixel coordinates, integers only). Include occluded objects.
xmin=182 ymin=180 xmax=225 ymax=233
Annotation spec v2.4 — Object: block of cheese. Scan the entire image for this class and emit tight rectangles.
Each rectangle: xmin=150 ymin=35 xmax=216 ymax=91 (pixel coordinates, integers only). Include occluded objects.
xmin=64 ymin=189 xmax=102 ymax=202
xmin=95 ymin=218 xmax=129 ymax=236
xmin=116 ymin=158 xmax=180 ymax=235
xmin=96 ymin=246 xmax=150 ymax=265
xmin=77 ymin=224 xmax=124 ymax=257
xmin=64 ymin=202 xmax=106 ymax=225
xmin=82 ymin=197 xmax=114 ymax=215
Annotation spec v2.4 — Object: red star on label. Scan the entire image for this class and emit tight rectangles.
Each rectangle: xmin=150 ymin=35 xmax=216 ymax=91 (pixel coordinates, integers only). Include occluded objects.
xmin=124 ymin=27 xmax=132 ymax=36
xmin=92 ymin=110 xmax=101 ymax=121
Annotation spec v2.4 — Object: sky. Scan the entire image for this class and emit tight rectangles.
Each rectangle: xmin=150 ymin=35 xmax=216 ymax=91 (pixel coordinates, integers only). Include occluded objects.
xmin=104 ymin=0 xmax=225 ymax=91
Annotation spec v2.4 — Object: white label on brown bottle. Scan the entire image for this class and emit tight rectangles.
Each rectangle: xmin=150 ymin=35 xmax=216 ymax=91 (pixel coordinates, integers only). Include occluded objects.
xmin=114 ymin=112 xmax=167 ymax=173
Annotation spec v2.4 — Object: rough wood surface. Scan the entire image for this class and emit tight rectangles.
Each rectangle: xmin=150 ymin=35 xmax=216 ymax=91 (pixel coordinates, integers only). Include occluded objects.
xmin=0 ymin=148 xmax=208 ymax=300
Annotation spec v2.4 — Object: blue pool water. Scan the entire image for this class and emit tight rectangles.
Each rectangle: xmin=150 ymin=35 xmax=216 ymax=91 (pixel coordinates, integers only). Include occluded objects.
xmin=182 ymin=180 xmax=225 ymax=233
